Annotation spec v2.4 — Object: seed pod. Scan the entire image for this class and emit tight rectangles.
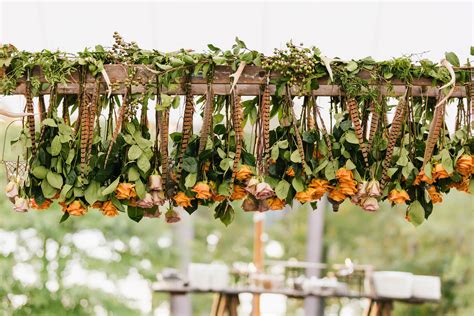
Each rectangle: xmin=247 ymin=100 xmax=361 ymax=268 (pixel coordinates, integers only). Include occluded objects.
xmin=199 ymin=84 xmax=214 ymax=154
xmin=105 ymin=92 xmax=128 ymax=166
xmin=176 ymin=88 xmax=195 ymax=182
xmin=231 ymin=91 xmax=243 ymax=183
xmin=347 ymin=98 xmax=369 ymax=168
xmin=381 ymin=98 xmax=407 ymax=187
xmin=25 ymin=81 xmax=36 ymax=156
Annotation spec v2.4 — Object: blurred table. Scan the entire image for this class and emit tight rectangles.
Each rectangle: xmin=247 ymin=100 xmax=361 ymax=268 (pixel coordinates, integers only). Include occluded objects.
xmin=152 ymin=284 xmax=439 ymax=316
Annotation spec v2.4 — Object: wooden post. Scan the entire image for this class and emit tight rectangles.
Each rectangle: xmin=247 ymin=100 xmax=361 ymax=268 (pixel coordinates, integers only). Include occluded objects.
xmin=252 ymin=213 xmax=264 ymax=316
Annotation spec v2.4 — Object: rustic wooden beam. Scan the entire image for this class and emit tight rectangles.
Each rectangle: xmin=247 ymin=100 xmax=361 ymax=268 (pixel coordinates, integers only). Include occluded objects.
xmin=0 ymin=65 xmax=467 ymax=97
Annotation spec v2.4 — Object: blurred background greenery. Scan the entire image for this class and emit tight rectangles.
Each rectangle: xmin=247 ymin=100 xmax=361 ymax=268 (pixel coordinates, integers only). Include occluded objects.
xmin=0 ymin=122 xmax=472 ymax=315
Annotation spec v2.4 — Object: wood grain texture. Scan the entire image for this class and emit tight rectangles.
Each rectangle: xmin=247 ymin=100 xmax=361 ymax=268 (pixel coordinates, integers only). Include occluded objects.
xmin=1 ymin=65 xmax=467 ymax=97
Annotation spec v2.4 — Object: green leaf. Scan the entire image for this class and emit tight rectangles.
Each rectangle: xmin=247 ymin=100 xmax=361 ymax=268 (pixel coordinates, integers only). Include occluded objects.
xmin=111 ymin=196 xmax=125 ymax=212
xmin=128 ymin=166 xmax=140 ymax=182
xmin=397 ymin=155 xmax=408 ymax=167
xmin=278 ymin=140 xmax=289 ymax=149
xmin=102 ymin=177 xmax=120 ymax=196
xmin=218 ymin=182 xmax=231 ymax=196
xmin=41 ymin=180 xmax=58 ymax=199
xmin=51 ymin=136 xmax=62 ymax=156
xmin=324 ymin=161 xmax=336 ymax=180
xmin=444 ymin=52 xmax=460 ymax=67
xmin=59 ymin=184 xmax=73 ymax=201
xmin=135 ymin=179 xmax=146 ymax=199
xmin=182 ymin=157 xmax=198 ymax=173
xmin=31 ymin=166 xmax=48 ymax=179
xmin=46 ymin=171 xmax=63 ymax=189
xmin=185 ymin=173 xmax=197 ymax=188
xmin=127 ymin=206 xmax=144 ymax=223
xmin=290 ymin=150 xmax=301 ymax=163
xmin=137 ymin=155 xmax=151 ymax=173
xmin=219 ymin=158 xmax=233 ymax=172
xmin=407 ymin=200 xmax=425 ymax=226
xmin=271 ymin=146 xmax=279 ymax=161
xmin=345 ymin=159 xmax=356 ymax=170
xmin=42 ymin=118 xmax=57 ymax=127
xmin=345 ymin=61 xmax=358 ymax=72
xmin=424 ymin=163 xmax=432 ymax=180
xmin=441 ymin=149 xmax=454 ymax=174
xmin=313 ymin=159 xmax=328 ymax=175
xmin=84 ymin=181 xmax=101 ymax=205
xmin=345 ymin=131 xmax=359 ymax=144
xmin=128 ymin=145 xmax=142 ymax=160
xmin=292 ymin=177 xmax=305 ymax=193
xmin=59 ymin=212 xmax=70 ymax=223
xmin=275 ymin=180 xmax=290 ymax=199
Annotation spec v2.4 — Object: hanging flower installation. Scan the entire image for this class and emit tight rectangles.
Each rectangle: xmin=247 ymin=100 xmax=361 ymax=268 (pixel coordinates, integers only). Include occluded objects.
xmin=0 ymin=35 xmax=472 ymax=226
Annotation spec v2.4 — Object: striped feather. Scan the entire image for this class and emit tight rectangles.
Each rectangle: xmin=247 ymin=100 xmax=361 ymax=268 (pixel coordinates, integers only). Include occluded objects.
xmin=422 ymin=94 xmax=446 ymax=167
xmin=25 ymin=82 xmax=36 ymax=156
xmin=199 ymin=84 xmax=214 ymax=154
xmin=381 ymin=98 xmax=407 ymax=186
xmin=105 ymin=93 xmax=128 ymax=166
xmin=231 ymin=91 xmax=243 ymax=183
xmin=347 ymin=98 xmax=369 ymax=168
xmin=176 ymin=89 xmax=195 ymax=181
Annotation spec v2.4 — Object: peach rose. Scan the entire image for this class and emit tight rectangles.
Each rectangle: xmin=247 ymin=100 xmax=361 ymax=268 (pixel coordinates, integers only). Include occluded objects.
xmin=267 ymin=197 xmax=286 ymax=210
xmin=448 ymin=177 xmax=470 ymax=193
xmin=137 ymin=193 xmax=154 ymax=209
xmin=336 ymin=168 xmax=354 ymax=183
xmin=427 ymin=186 xmax=443 ymax=204
xmin=30 ymin=198 xmax=52 ymax=210
xmin=13 ymin=197 xmax=29 ymax=213
xmin=254 ymin=182 xmax=275 ymax=200
xmin=101 ymin=200 xmax=119 ymax=217
xmin=236 ymin=165 xmax=253 ymax=181
xmin=5 ymin=181 xmax=18 ymax=199
xmin=148 ymin=175 xmax=163 ymax=191
xmin=388 ymin=189 xmax=410 ymax=204
xmin=230 ymin=185 xmax=247 ymax=200
xmin=432 ymin=164 xmax=450 ymax=180
xmin=65 ymin=200 xmax=87 ymax=216
xmin=152 ymin=190 xmax=166 ymax=206
xmin=367 ymin=180 xmax=381 ymax=198
xmin=361 ymin=197 xmax=379 ymax=212
xmin=413 ymin=170 xmax=433 ymax=185
xmin=165 ymin=209 xmax=181 ymax=223
xmin=192 ymin=182 xmax=212 ymax=200
xmin=115 ymin=183 xmax=137 ymax=200
xmin=455 ymin=155 xmax=472 ymax=176
xmin=242 ymin=196 xmax=258 ymax=212
xmin=328 ymin=189 xmax=346 ymax=203
xmin=245 ymin=178 xmax=259 ymax=196
xmin=286 ymin=166 xmax=295 ymax=177
xmin=173 ymin=192 xmax=194 ymax=207
xmin=295 ymin=190 xmax=314 ymax=203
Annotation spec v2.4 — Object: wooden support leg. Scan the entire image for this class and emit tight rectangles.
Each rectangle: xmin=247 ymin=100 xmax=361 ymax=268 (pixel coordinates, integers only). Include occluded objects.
xmin=364 ymin=300 xmax=393 ymax=316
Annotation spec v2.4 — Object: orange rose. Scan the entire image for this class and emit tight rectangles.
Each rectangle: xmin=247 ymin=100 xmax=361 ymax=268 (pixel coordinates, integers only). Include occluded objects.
xmin=65 ymin=200 xmax=87 ymax=216
xmin=427 ymin=186 xmax=443 ymax=204
xmin=192 ymin=182 xmax=212 ymax=200
xmin=230 ymin=185 xmax=247 ymax=200
xmin=449 ymin=177 xmax=470 ymax=193
xmin=336 ymin=168 xmax=354 ymax=183
xmin=173 ymin=192 xmax=193 ymax=207
xmin=236 ymin=165 xmax=253 ymax=181
xmin=339 ymin=181 xmax=358 ymax=196
xmin=92 ymin=201 xmax=103 ymax=209
xmin=295 ymin=190 xmax=314 ymax=203
xmin=100 ymin=200 xmax=119 ymax=217
xmin=388 ymin=189 xmax=410 ymax=204
xmin=267 ymin=197 xmax=286 ymax=210
xmin=455 ymin=155 xmax=472 ymax=176
xmin=30 ymin=198 xmax=52 ymax=210
xmin=308 ymin=179 xmax=332 ymax=200
xmin=328 ymin=189 xmax=346 ymax=203
xmin=286 ymin=166 xmax=295 ymax=177
xmin=212 ymin=193 xmax=226 ymax=202
xmin=413 ymin=170 xmax=433 ymax=185
xmin=433 ymin=164 xmax=450 ymax=180
xmin=115 ymin=183 xmax=137 ymax=200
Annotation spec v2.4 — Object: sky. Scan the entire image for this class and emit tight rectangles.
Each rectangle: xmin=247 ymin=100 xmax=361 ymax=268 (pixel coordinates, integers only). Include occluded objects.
xmin=1 ymin=1 xmax=472 ymax=60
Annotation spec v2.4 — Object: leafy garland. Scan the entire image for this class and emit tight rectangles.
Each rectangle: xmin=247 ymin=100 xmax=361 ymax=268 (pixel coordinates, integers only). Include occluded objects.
xmin=1 ymin=35 xmax=472 ymax=226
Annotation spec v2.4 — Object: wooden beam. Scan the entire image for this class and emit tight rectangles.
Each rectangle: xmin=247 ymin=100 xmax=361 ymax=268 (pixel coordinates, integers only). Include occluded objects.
xmin=0 ymin=65 xmax=468 ymax=97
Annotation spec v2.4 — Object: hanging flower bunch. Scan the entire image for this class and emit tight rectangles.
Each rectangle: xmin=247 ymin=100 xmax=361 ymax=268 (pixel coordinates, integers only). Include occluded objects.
xmin=0 ymin=35 xmax=472 ymax=226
